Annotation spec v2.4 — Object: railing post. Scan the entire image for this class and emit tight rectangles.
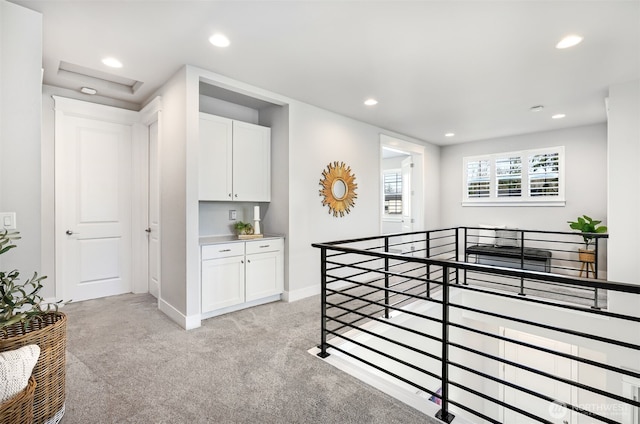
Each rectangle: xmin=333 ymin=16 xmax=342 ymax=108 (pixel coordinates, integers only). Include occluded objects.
xmin=454 ymin=227 xmax=460 ymax=285
xmin=592 ymin=237 xmax=600 ymax=309
xmin=426 ymin=231 xmax=431 ymax=298
xmin=317 ymin=247 xmax=330 ymax=358
xmin=518 ymin=230 xmax=526 ymax=296
xmin=462 ymin=227 xmax=468 ymax=285
xmin=436 ymin=265 xmax=455 ymax=423
xmin=384 ymin=236 xmax=390 ymax=319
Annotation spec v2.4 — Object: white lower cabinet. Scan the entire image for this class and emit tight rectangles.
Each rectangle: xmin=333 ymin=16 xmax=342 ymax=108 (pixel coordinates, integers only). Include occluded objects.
xmin=201 ymin=238 xmax=284 ymax=316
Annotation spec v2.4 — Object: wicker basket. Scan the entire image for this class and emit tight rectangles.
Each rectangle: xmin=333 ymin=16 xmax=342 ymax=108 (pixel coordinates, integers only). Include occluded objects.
xmin=0 ymin=376 xmax=37 ymax=424
xmin=0 ymin=312 xmax=67 ymax=424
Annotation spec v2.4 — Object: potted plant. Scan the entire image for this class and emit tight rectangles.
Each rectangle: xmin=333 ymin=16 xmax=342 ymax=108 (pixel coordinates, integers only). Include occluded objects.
xmin=233 ymin=221 xmax=254 ymax=236
xmin=0 ymin=229 xmax=67 ymax=424
xmin=567 ymin=215 xmax=608 ymax=263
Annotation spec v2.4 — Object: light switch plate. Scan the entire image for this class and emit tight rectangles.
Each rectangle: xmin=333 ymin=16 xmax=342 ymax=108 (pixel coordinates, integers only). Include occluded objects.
xmin=229 ymin=210 xmax=237 ymax=220
xmin=0 ymin=212 xmax=17 ymax=230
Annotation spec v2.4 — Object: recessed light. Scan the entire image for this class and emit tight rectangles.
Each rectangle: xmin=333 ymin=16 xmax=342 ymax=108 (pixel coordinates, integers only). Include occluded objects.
xmin=556 ymin=35 xmax=583 ymax=49
xmin=80 ymin=87 xmax=97 ymax=95
xmin=530 ymin=105 xmax=544 ymax=112
xmin=445 ymin=133 xmax=455 ymax=137
xmin=101 ymin=57 xmax=123 ymax=68
xmin=552 ymin=113 xmax=566 ymax=119
xmin=209 ymin=33 xmax=230 ymax=48
xmin=364 ymin=98 xmax=378 ymax=106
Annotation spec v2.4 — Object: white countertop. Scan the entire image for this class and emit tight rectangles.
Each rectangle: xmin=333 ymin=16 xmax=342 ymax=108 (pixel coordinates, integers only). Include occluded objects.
xmin=199 ymin=234 xmax=284 ymax=245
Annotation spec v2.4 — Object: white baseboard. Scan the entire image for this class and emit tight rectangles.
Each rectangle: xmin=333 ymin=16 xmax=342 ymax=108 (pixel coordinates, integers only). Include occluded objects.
xmin=158 ymin=297 xmax=201 ymax=330
xmin=283 ymin=284 xmax=320 ymax=302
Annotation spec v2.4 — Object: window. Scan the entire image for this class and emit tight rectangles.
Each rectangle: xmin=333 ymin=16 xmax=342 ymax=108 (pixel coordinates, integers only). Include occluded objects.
xmin=384 ymin=170 xmax=402 ymax=214
xmin=462 ymin=147 xmax=564 ymax=206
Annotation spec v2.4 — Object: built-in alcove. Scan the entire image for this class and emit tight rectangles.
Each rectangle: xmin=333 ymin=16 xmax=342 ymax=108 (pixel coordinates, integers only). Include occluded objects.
xmin=197 ymin=80 xmax=289 ymax=240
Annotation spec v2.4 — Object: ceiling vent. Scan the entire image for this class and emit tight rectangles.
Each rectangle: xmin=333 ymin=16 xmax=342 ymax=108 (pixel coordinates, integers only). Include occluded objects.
xmin=57 ymin=61 xmax=143 ymax=95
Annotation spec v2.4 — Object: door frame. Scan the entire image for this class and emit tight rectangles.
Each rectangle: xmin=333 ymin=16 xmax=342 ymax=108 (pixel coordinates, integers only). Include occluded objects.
xmin=380 ymin=134 xmax=425 ymax=235
xmin=138 ymin=97 xmax=162 ymax=298
xmin=53 ymin=96 xmax=159 ymax=301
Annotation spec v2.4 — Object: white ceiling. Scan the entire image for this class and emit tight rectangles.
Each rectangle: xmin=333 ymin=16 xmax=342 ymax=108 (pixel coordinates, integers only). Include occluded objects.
xmin=11 ymin=0 xmax=640 ymax=145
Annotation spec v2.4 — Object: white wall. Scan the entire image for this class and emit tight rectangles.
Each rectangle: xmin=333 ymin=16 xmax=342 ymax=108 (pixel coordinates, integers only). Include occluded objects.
xmin=607 ymin=79 xmax=640 ymax=320
xmin=0 ymin=1 xmax=42 ymax=282
xmin=154 ymin=67 xmax=190 ymax=321
xmin=439 ymin=124 xmax=608 ymax=233
xmin=287 ymin=103 xmax=383 ymax=299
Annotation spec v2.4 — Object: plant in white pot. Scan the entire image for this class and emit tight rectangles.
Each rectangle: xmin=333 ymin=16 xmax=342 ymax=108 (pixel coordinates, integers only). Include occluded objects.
xmin=0 ymin=229 xmax=67 ymax=424
xmin=567 ymin=215 xmax=608 ymax=264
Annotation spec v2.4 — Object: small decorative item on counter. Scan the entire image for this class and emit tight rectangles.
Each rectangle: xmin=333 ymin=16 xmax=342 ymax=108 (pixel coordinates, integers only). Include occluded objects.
xmin=233 ymin=221 xmax=263 ymax=239
xmin=234 ymin=221 xmax=254 ymax=236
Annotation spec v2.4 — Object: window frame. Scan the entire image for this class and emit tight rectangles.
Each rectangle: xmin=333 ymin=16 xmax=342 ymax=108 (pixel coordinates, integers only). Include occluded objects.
xmin=462 ymin=146 xmax=565 ymax=207
xmin=383 ymin=168 xmax=403 ymax=217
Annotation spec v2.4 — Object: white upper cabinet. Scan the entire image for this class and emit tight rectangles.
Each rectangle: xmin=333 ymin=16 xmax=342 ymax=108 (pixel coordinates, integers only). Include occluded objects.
xmin=199 ymin=112 xmax=271 ymax=202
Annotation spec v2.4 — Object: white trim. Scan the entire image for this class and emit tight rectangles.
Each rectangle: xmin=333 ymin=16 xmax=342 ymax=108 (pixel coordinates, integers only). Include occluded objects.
xmin=158 ymin=297 xmax=201 ymax=330
xmin=52 ymin=95 xmax=138 ymax=124
xmin=283 ymin=284 xmax=320 ymax=302
xmin=201 ymin=294 xmax=281 ymax=319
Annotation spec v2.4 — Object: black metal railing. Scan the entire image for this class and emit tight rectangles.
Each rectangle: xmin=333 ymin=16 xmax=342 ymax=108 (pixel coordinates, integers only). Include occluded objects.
xmin=313 ymin=230 xmax=639 ymax=424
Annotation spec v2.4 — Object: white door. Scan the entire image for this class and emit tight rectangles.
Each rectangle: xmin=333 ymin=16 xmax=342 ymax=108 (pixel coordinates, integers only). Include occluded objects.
xmin=57 ymin=115 xmax=133 ymax=302
xmin=502 ymin=329 xmax=574 ymax=423
xmin=148 ymin=121 xmax=160 ymax=298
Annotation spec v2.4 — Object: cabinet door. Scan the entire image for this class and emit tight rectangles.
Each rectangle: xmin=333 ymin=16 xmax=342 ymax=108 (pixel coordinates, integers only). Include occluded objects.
xmin=199 ymin=113 xmax=233 ymax=201
xmin=232 ymin=121 xmax=271 ymax=202
xmin=245 ymin=250 xmax=283 ymax=302
xmin=201 ymin=256 xmax=245 ymax=313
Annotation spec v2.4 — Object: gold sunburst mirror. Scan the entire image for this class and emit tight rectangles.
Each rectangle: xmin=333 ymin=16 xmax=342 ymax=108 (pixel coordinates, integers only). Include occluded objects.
xmin=319 ymin=161 xmax=358 ymax=217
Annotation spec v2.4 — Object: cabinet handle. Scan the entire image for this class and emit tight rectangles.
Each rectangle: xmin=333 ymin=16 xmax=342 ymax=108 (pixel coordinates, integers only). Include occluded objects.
xmin=241 ymin=260 xmax=244 ymax=264
xmin=219 ymin=249 xmax=231 ymax=252
xmin=259 ymin=245 xmax=270 ymax=248
xmin=247 ymin=259 xmax=251 ymax=263
xmin=228 ymin=193 xmax=232 ymax=198
xmin=234 ymin=194 xmax=238 ymax=198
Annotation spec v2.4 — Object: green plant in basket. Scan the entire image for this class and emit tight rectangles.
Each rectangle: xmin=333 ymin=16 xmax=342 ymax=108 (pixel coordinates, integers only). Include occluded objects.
xmin=0 ymin=229 xmax=63 ymax=328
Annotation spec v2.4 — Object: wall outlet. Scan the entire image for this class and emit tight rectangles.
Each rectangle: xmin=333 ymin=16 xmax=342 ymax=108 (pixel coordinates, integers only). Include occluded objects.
xmin=0 ymin=212 xmax=17 ymax=230
xmin=229 ymin=210 xmax=237 ymax=220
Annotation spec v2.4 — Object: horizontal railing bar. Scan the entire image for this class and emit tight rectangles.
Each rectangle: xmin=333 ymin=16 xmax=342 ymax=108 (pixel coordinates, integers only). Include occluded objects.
xmin=446 ymin=381 xmax=554 ymax=424
xmin=449 ymin=341 xmax=640 ymax=407
xmin=450 ymin=301 xmax=640 ymax=350
xmin=323 ymin=342 xmax=439 ymax=401
xmin=312 ymin=243 xmax=639 ymax=294
xmin=326 ymin=279 xmax=444 ymax=308
xmin=448 ymin=364 xmax=618 ymax=424
xmin=449 ymin=321 xmax=640 ymax=380
xmin=326 ymin=261 xmax=431 ymax=283
xmin=449 ymin=374 xmax=620 ymax=424
xmin=327 ymin=315 xmax=443 ymax=364
xmin=442 ymin=399 xmax=501 ymax=424
xmin=453 ymin=283 xmax=640 ymax=323
xmin=326 ymin=299 xmax=443 ymax=342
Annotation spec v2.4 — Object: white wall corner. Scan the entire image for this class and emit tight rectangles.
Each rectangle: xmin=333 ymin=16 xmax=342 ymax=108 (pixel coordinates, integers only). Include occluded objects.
xmin=158 ymin=297 xmax=201 ymax=330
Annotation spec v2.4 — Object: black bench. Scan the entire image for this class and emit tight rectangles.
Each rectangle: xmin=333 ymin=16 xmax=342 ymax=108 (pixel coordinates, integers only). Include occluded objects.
xmin=465 ymin=244 xmax=552 ymax=272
